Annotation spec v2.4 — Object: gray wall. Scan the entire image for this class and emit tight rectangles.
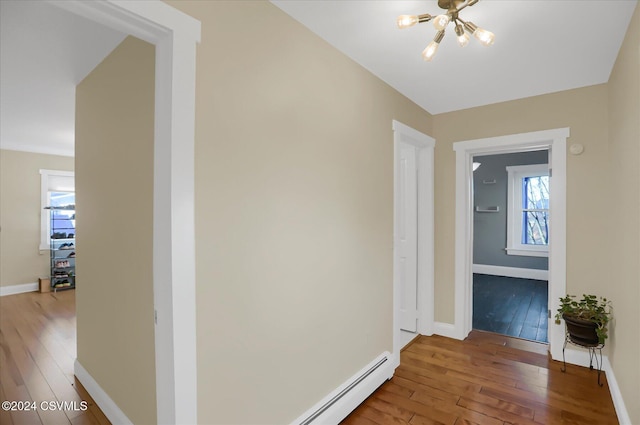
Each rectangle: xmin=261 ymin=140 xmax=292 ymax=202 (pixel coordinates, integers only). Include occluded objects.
xmin=473 ymin=151 xmax=549 ymax=270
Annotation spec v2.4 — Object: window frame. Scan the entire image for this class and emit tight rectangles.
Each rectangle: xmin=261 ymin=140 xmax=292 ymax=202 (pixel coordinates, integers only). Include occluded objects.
xmin=40 ymin=169 xmax=75 ymax=250
xmin=506 ymin=163 xmax=549 ymax=257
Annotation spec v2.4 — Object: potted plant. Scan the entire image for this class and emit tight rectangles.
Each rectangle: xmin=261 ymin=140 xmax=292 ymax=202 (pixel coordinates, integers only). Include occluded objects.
xmin=555 ymin=294 xmax=612 ymax=345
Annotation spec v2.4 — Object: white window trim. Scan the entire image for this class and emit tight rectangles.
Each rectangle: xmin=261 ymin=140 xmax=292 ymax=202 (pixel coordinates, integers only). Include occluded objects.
xmin=506 ymin=163 xmax=549 ymax=257
xmin=40 ymin=169 xmax=75 ymax=251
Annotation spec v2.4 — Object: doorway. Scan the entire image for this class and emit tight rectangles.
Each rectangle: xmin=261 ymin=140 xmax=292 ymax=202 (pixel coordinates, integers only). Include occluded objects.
xmin=471 ymin=151 xmax=549 ymax=343
xmin=453 ymin=128 xmax=569 ymax=361
xmin=48 ymin=2 xmax=200 ymax=423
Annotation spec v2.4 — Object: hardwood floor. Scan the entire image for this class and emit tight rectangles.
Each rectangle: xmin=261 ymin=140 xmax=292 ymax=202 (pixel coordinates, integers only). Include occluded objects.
xmin=473 ymin=274 xmax=548 ymax=343
xmin=3 ymin=291 xmax=619 ymax=425
xmin=0 ymin=290 xmax=111 ymax=425
xmin=342 ymin=331 xmax=619 ymax=425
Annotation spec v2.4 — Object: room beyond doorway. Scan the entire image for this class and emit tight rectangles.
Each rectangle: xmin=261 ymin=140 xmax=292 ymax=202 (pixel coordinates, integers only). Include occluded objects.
xmin=473 ymin=274 xmax=548 ymax=343
xmin=471 ymin=150 xmax=549 ymax=344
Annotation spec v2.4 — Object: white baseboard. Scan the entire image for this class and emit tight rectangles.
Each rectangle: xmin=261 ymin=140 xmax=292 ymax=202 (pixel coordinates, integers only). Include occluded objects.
xmin=603 ymin=357 xmax=632 ymax=425
xmin=561 ymin=346 xmax=596 ymax=368
xmin=400 ymin=330 xmax=418 ymax=349
xmin=290 ymin=352 xmax=393 ymax=425
xmin=473 ymin=264 xmax=548 ymax=281
xmin=0 ymin=282 xmax=39 ymax=297
xmin=74 ymin=360 xmax=132 ymax=425
xmin=561 ymin=348 xmax=630 ymax=424
xmin=434 ymin=322 xmax=460 ymax=340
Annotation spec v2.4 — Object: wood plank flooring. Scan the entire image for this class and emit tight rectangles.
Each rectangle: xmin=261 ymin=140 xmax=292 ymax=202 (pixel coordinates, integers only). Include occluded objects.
xmin=473 ymin=274 xmax=548 ymax=343
xmin=3 ymin=291 xmax=619 ymax=425
xmin=0 ymin=290 xmax=111 ymax=425
xmin=341 ymin=331 xmax=619 ymax=425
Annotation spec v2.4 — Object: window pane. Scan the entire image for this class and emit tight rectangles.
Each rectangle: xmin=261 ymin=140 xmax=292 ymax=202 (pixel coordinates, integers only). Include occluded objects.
xmin=50 ymin=191 xmax=74 ymax=208
xmin=49 ymin=192 xmax=75 ymax=237
xmin=522 ymin=211 xmax=548 ymax=245
xmin=521 ymin=175 xmax=549 ymax=245
xmin=522 ymin=175 xmax=549 ymax=209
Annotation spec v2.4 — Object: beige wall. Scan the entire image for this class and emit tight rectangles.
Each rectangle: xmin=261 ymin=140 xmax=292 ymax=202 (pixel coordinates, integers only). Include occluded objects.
xmin=167 ymin=1 xmax=431 ymax=423
xmin=432 ymin=84 xmax=610 ymax=323
xmin=432 ymin=5 xmax=639 ymax=418
xmin=69 ymin=1 xmax=637 ymax=423
xmin=75 ymin=36 xmax=156 ymax=425
xmin=607 ymin=3 xmax=639 ymax=423
xmin=0 ymin=149 xmax=74 ymax=287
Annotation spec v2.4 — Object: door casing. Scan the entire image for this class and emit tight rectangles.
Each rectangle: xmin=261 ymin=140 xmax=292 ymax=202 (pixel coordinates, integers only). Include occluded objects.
xmin=452 ymin=127 xmax=569 ymax=360
xmin=392 ymin=120 xmax=435 ymax=367
xmin=50 ymin=1 xmax=200 ymax=423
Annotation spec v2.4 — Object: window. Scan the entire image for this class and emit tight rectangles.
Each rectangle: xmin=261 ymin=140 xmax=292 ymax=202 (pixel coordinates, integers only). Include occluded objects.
xmin=40 ymin=170 xmax=75 ymax=250
xmin=506 ymin=164 xmax=549 ymax=257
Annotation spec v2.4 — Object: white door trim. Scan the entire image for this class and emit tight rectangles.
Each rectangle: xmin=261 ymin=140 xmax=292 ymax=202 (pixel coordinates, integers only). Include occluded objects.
xmin=452 ymin=127 xmax=568 ymax=361
xmin=49 ymin=1 xmax=200 ymax=423
xmin=392 ymin=120 xmax=435 ymax=367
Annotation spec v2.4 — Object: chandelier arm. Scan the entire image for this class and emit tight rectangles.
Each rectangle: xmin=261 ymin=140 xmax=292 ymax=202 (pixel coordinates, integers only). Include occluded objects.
xmin=398 ymin=0 xmax=492 ymax=60
xmin=418 ymin=13 xmax=433 ymax=24
xmin=455 ymin=0 xmax=476 ymax=14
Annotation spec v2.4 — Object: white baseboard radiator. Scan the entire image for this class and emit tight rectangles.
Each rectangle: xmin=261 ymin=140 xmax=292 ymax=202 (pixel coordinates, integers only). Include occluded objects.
xmin=292 ymin=352 xmax=393 ymax=425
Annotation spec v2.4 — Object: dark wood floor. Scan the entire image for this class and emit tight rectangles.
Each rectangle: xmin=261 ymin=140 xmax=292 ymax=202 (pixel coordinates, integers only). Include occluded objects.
xmin=0 ymin=290 xmax=111 ymax=425
xmin=473 ymin=274 xmax=548 ymax=343
xmin=342 ymin=331 xmax=618 ymax=425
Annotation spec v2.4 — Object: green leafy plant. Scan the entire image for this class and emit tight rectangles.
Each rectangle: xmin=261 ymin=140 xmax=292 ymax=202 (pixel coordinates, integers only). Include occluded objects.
xmin=555 ymin=294 xmax=612 ymax=344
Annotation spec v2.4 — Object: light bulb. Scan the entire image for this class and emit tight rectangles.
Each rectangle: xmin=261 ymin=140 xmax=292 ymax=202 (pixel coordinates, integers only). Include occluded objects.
xmin=464 ymin=21 xmax=495 ymax=47
xmin=422 ymin=41 xmax=439 ymax=61
xmin=397 ymin=15 xmax=419 ymax=29
xmin=473 ymin=27 xmax=495 ymax=46
xmin=422 ymin=30 xmax=445 ymax=62
xmin=455 ymin=24 xmax=469 ymax=47
xmin=433 ymin=14 xmax=450 ymax=30
xmin=457 ymin=32 xmax=470 ymax=47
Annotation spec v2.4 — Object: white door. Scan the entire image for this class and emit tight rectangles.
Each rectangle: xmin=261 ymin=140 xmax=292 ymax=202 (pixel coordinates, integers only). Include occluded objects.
xmin=398 ymin=141 xmax=418 ymax=332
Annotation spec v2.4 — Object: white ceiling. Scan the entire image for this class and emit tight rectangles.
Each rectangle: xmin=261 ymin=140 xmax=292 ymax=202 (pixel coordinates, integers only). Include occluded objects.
xmin=272 ymin=0 xmax=637 ymax=114
xmin=0 ymin=0 xmax=125 ymax=157
xmin=0 ymin=1 xmax=636 ymax=157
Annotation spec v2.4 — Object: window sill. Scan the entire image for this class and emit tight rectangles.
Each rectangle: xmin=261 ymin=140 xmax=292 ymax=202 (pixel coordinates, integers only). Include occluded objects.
xmin=506 ymin=247 xmax=548 ymax=258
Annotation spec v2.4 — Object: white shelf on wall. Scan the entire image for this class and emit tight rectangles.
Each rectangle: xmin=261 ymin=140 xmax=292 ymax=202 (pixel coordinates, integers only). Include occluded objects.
xmin=475 ymin=206 xmax=500 ymax=213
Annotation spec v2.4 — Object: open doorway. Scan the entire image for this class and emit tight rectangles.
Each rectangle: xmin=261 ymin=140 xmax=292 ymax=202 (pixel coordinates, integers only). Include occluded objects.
xmin=452 ymin=127 xmax=569 ymax=361
xmin=53 ymin=3 xmax=200 ymax=423
xmin=1 ymin=1 xmax=200 ymax=423
xmin=471 ymin=151 xmax=549 ymax=343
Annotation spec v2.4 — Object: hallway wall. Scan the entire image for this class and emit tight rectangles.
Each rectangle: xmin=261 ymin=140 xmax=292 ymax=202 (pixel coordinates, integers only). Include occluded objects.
xmin=168 ymin=1 xmax=433 ymax=423
xmin=606 ymin=3 xmax=640 ymax=422
xmin=433 ymin=84 xmax=609 ymax=324
xmin=75 ymin=36 xmax=156 ymax=425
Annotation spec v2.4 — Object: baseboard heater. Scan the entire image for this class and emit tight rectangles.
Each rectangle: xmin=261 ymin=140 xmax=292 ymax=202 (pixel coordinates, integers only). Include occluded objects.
xmin=297 ymin=354 xmax=390 ymax=425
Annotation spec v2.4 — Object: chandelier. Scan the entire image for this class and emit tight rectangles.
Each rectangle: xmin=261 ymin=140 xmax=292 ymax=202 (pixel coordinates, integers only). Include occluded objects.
xmin=397 ymin=0 xmax=495 ymax=61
